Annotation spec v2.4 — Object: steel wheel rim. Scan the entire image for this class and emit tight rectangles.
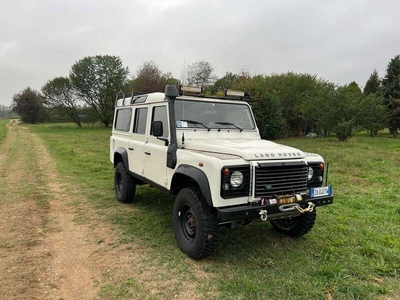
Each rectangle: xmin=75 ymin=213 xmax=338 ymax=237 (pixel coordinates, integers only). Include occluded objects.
xmin=117 ymin=173 xmax=123 ymax=193
xmin=180 ymin=205 xmax=196 ymax=241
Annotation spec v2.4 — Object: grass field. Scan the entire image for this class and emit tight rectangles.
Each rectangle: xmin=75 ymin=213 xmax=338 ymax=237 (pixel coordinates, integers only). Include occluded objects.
xmin=0 ymin=118 xmax=8 ymax=142
xmin=28 ymin=123 xmax=400 ymax=299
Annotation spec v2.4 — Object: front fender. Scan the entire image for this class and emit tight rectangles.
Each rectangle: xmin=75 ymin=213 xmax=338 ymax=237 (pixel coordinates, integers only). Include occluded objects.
xmin=171 ymin=164 xmax=213 ymax=206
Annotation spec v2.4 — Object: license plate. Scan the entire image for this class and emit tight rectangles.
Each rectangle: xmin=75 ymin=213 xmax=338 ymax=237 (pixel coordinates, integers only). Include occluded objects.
xmin=310 ymin=186 xmax=332 ymax=198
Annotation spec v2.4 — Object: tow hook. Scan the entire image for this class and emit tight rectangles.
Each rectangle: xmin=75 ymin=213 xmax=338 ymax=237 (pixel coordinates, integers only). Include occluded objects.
xmin=259 ymin=210 xmax=268 ymax=221
xmin=296 ymin=202 xmax=315 ymax=213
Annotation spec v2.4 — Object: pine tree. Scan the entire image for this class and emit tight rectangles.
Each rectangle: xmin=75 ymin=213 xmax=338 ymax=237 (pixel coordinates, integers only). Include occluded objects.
xmin=363 ymin=69 xmax=380 ymax=96
xmin=382 ymin=55 xmax=400 ymax=137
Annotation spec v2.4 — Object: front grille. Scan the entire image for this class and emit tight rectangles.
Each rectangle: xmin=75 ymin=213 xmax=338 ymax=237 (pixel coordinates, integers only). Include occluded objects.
xmin=255 ymin=163 xmax=308 ymax=197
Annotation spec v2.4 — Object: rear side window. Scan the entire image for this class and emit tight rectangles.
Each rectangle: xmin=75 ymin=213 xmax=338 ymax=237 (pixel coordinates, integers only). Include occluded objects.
xmin=114 ymin=109 xmax=132 ymax=131
xmin=133 ymin=108 xmax=148 ymax=134
xmin=151 ymin=106 xmax=169 ymax=138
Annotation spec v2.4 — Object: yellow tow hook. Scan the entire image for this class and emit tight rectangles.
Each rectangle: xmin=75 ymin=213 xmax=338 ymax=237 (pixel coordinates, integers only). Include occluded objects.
xmin=296 ymin=202 xmax=315 ymax=214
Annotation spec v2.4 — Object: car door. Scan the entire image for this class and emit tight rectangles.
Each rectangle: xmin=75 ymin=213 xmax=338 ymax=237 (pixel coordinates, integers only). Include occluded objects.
xmin=143 ymin=104 xmax=169 ymax=188
xmin=111 ymin=107 xmax=132 ymax=163
xmin=128 ymin=107 xmax=148 ymax=176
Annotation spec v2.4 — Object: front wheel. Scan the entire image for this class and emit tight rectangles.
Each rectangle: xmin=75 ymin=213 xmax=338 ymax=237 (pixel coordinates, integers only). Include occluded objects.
xmin=270 ymin=209 xmax=317 ymax=237
xmin=173 ymin=187 xmax=218 ymax=259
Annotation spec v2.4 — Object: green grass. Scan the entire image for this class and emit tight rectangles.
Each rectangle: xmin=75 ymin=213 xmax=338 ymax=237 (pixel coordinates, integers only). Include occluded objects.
xmin=28 ymin=123 xmax=400 ymax=299
xmin=0 ymin=118 xmax=8 ymax=142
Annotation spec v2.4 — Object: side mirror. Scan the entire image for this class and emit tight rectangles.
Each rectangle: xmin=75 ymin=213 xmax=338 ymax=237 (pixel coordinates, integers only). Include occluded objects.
xmin=152 ymin=121 xmax=163 ymax=137
xmin=263 ymin=124 xmax=270 ymax=140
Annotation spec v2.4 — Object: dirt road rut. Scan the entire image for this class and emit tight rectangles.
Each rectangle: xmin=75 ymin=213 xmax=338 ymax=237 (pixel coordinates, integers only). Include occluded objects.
xmin=0 ymin=121 xmax=208 ymax=299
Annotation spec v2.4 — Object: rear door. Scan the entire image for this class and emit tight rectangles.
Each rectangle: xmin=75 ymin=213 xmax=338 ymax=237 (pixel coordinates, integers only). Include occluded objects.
xmin=128 ymin=107 xmax=148 ymax=176
xmin=111 ymin=107 xmax=132 ymax=162
xmin=143 ymin=104 xmax=169 ymax=187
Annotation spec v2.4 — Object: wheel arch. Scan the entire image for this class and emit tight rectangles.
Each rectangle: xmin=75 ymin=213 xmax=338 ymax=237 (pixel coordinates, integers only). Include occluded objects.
xmin=170 ymin=165 xmax=213 ymax=207
xmin=114 ymin=147 xmax=129 ymax=170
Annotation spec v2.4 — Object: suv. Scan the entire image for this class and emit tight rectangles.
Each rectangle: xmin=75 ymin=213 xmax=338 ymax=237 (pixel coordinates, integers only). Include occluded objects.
xmin=110 ymin=85 xmax=333 ymax=259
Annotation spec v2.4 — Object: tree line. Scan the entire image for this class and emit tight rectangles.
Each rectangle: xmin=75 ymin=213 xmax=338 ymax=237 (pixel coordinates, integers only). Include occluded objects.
xmin=0 ymin=105 xmax=18 ymax=118
xmin=10 ymin=54 xmax=400 ymax=140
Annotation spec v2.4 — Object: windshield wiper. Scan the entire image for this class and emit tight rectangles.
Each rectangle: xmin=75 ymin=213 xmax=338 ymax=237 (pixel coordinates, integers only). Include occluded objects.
xmin=180 ymin=119 xmax=211 ymax=131
xmin=214 ymin=121 xmax=243 ymax=132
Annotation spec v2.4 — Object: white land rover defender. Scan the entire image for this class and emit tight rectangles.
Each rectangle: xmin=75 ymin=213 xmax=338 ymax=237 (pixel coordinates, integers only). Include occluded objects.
xmin=110 ymin=85 xmax=333 ymax=259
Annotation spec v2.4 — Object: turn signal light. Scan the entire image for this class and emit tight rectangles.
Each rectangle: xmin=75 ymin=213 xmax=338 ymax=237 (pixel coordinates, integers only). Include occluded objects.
xmin=319 ymin=163 xmax=324 ymax=170
xmin=223 ymin=168 xmax=230 ymax=176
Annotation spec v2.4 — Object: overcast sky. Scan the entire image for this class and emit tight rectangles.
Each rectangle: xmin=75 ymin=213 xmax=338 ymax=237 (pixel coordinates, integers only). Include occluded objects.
xmin=1 ymin=0 xmax=399 ymax=105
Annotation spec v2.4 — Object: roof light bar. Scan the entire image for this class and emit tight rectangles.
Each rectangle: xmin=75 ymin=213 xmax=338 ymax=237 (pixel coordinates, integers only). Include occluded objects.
xmin=224 ymin=89 xmax=246 ymax=98
xmin=180 ymin=85 xmax=203 ymax=94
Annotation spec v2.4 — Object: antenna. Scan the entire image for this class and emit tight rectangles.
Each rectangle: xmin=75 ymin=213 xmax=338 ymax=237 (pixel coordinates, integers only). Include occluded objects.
xmin=181 ymin=131 xmax=185 ymax=149
xmin=180 ymin=56 xmax=188 ymax=86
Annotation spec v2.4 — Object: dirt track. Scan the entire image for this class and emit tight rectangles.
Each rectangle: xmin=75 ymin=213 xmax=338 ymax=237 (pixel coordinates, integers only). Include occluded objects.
xmin=0 ymin=121 xmax=207 ymax=299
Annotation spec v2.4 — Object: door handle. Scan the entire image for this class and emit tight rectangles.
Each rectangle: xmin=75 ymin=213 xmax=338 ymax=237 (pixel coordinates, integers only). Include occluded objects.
xmin=128 ymin=147 xmax=134 ymax=151
xmin=144 ymin=151 xmax=151 ymax=155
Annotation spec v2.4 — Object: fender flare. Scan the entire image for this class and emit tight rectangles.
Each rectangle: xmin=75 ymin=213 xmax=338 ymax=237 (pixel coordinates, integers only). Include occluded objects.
xmin=171 ymin=165 xmax=213 ymax=206
xmin=114 ymin=147 xmax=129 ymax=170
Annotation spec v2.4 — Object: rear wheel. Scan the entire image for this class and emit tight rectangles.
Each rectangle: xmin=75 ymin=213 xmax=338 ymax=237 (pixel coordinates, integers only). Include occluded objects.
xmin=114 ymin=162 xmax=136 ymax=203
xmin=173 ymin=187 xmax=218 ymax=259
xmin=270 ymin=209 xmax=316 ymax=237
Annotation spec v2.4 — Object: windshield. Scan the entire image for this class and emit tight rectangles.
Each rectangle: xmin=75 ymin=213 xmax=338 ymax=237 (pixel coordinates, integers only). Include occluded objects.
xmin=174 ymin=99 xmax=255 ymax=130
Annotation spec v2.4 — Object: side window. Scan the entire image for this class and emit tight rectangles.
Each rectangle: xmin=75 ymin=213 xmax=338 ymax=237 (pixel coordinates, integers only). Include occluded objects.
xmin=133 ymin=108 xmax=148 ymax=134
xmin=114 ymin=109 xmax=132 ymax=132
xmin=151 ymin=106 xmax=169 ymax=138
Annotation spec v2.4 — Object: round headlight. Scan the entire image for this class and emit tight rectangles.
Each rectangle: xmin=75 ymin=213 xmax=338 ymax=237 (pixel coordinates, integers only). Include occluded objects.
xmin=230 ymin=171 xmax=244 ymax=187
xmin=307 ymin=166 xmax=314 ymax=181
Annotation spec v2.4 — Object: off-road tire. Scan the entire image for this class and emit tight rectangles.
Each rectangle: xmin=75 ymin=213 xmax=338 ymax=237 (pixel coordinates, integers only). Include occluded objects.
xmin=270 ymin=209 xmax=317 ymax=237
xmin=114 ymin=162 xmax=136 ymax=203
xmin=173 ymin=187 xmax=218 ymax=259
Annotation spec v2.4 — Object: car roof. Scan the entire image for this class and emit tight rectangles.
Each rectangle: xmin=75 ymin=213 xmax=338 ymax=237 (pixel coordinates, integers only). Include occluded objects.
xmin=115 ymin=92 xmax=250 ymax=107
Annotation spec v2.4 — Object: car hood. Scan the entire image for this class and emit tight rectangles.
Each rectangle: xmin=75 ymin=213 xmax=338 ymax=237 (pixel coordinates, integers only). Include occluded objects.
xmin=184 ymin=139 xmax=305 ymax=160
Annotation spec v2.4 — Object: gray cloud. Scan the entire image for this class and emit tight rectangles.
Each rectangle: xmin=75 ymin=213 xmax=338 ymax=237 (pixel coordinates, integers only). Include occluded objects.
xmin=1 ymin=0 xmax=399 ymax=105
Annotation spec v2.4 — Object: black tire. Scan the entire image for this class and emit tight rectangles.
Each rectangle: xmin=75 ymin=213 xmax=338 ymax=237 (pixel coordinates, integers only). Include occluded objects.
xmin=270 ymin=209 xmax=317 ymax=237
xmin=114 ymin=162 xmax=136 ymax=203
xmin=173 ymin=187 xmax=218 ymax=259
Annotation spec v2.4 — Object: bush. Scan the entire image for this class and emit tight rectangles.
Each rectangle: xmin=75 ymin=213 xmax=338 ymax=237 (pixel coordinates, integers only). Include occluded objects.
xmin=335 ymin=120 xmax=356 ymax=141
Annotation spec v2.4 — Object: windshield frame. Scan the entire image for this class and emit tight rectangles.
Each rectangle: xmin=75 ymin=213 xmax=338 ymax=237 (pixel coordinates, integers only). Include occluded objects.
xmin=174 ymin=98 xmax=257 ymax=131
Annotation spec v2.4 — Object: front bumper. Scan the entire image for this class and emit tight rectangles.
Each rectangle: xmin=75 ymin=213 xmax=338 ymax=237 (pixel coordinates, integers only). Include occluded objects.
xmin=217 ymin=195 xmax=333 ymax=223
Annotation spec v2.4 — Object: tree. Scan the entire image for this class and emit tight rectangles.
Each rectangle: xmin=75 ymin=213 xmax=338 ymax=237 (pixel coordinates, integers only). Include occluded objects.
xmin=210 ymin=72 xmax=238 ymax=95
xmin=41 ymin=77 xmax=82 ymax=127
xmin=301 ymin=81 xmax=337 ymax=137
xmin=363 ymin=69 xmax=380 ymax=96
xmin=11 ymin=87 xmax=47 ymax=123
xmin=187 ymin=60 xmax=217 ymax=87
xmin=251 ymin=92 xmax=286 ymax=139
xmin=127 ymin=61 xmax=178 ymax=93
xmin=357 ymin=93 xmax=389 ymax=136
xmin=70 ymin=55 xmax=129 ymax=127
xmin=333 ymin=82 xmax=364 ymax=141
xmin=227 ymin=72 xmax=327 ymax=136
xmin=382 ymin=55 xmax=400 ymax=137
